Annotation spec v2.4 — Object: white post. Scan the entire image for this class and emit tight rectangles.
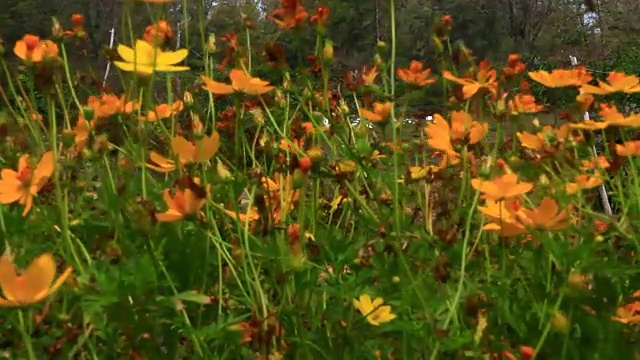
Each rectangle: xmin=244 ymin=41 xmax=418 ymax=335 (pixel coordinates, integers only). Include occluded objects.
xmin=102 ymin=27 xmax=116 ymax=88
xmin=570 ymin=55 xmax=613 ymax=216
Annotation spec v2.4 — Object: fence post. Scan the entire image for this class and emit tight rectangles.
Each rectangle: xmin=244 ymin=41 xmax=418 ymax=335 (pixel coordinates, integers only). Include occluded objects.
xmin=570 ymin=55 xmax=613 ymax=215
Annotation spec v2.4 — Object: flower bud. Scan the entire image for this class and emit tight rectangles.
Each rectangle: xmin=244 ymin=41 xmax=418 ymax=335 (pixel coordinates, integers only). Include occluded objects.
xmin=206 ymin=33 xmax=217 ymax=53
xmin=550 ymin=311 xmax=570 ymax=333
xmin=323 ymin=40 xmax=334 ymax=61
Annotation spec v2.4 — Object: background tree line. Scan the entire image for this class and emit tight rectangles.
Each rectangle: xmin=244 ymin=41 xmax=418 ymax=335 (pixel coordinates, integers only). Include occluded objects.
xmin=1 ymin=0 xmax=639 ymax=111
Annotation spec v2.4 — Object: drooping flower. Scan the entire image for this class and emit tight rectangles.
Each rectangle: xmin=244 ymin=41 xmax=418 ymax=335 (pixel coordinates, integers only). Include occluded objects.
xmin=471 ymin=173 xmax=533 ymax=201
xmin=113 ymin=40 xmax=189 ymax=75
xmin=201 ymin=69 xmax=274 ymax=96
xmin=528 ymin=66 xmax=592 ymax=88
xmin=171 ymin=132 xmax=220 ymax=163
xmin=270 ymin=0 xmax=308 ymax=29
xmin=442 ymin=60 xmax=498 ymax=99
xmin=353 ymin=294 xmax=396 ymax=326
xmin=359 ymin=102 xmax=393 ymax=124
xmin=13 ymin=35 xmax=59 ymax=62
xmin=146 ymin=132 xmax=220 ymax=172
xmin=0 ymin=151 xmax=54 ymax=216
xmin=580 ymin=72 xmax=640 ymax=95
xmin=0 ymin=252 xmax=73 ymax=307
xmin=155 ymin=177 xmax=209 ymax=222
xmin=396 ymin=61 xmax=436 ymax=86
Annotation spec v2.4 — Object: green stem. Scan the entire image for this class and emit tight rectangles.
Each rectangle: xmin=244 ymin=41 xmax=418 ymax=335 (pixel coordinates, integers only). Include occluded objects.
xmin=18 ymin=310 xmax=36 ymax=360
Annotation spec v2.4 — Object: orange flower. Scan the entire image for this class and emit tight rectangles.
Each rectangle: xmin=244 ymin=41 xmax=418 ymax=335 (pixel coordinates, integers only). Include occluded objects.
xmin=143 ymin=20 xmax=174 ymax=46
xmin=87 ymin=94 xmax=137 ymax=119
xmin=528 ymin=66 xmax=592 ymax=88
xmin=310 ymin=6 xmax=330 ymax=26
xmin=262 ymin=173 xmax=300 ymax=224
xmin=0 ymin=252 xmax=73 ymax=307
xmin=360 ymin=102 xmax=393 ymax=123
xmin=396 ymin=61 xmax=436 ymax=86
xmin=172 ymin=132 xmax=220 ymax=163
xmin=224 ymin=206 xmax=261 ymax=225
xmin=517 ymin=124 xmax=573 ymax=153
xmin=508 ymin=94 xmax=545 ymax=114
xmin=155 ymin=178 xmax=209 ymax=222
xmin=616 ymin=141 xmax=640 ymax=157
xmin=13 ymin=35 xmax=59 ymax=62
xmin=270 ymin=0 xmax=308 ymax=29
xmin=566 ymin=174 xmax=603 ymax=194
xmin=581 ymin=72 xmax=640 ymax=95
xmin=612 ymin=291 xmax=640 ymax=325
xmin=479 ymin=197 xmax=569 ymax=237
xmin=147 ymin=132 xmax=219 ymax=173
xmin=63 ymin=14 xmax=87 ymax=39
xmin=580 ymin=156 xmax=610 ymax=171
xmin=571 ymin=103 xmax=640 ymax=130
xmin=442 ymin=60 xmax=497 ymax=99
xmin=502 ymin=54 xmax=526 ymax=78
xmin=361 ymin=65 xmax=379 ymax=86
xmin=68 ymin=115 xmax=96 ymax=156
xmin=143 ymin=100 xmax=184 ymax=121
xmin=0 ymin=151 xmax=54 ymax=216
xmin=146 ymin=152 xmax=177 ymax=173
xmin=424 ymin=111 xmax=488 ymax=161
xmin=201 ymin=69 xmax=274 ymax=96
xmin=471 ymin=173 xmax=533 ymax=201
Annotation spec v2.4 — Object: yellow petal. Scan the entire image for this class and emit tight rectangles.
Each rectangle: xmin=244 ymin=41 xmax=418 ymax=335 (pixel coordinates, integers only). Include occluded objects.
xmin=155 ymin=65 xmax=190 ymax=72
xmin=371 ymin=297 xmax=384 ymax=309
xmin=113 ymin=61 xmax=153 ymax=75
xmin=117 ymin=44 xmax=135 ymax=63
xmin=158 ymin=49 xmax=188 ymax=66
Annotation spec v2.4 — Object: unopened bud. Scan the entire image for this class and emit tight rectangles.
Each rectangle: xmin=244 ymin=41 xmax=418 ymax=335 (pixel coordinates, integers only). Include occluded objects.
xmin=323 ymin=40 xmax=334 ymax=61
xmin=206 ymin=33 xmax=217 ymax=53
xmin=183 ymin=91 xmax=194 ymax=107
xmin=82 ymin=107 xmax=94 ymax=121
xmin=550 ymin=311 xmax=570 ymax=333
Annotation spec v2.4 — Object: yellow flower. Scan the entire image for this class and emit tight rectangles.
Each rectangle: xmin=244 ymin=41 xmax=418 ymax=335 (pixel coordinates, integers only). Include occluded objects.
xmin=0 ymin=252 xmax=73 ymax=307
xmin=353 ymin=294 xmax=396 ymax=326
xmin=113 ymin=40 xmax=189 ymax=75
